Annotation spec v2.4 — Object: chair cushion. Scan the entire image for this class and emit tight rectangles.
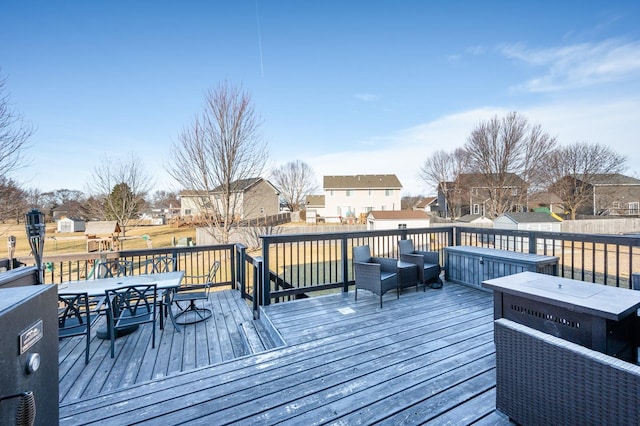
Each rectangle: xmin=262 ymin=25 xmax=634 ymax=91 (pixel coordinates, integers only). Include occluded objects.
xmin=423 ymin=264 xmax=440 ymax=277
xmin=380 ymin=271 xmax=396 ymax=282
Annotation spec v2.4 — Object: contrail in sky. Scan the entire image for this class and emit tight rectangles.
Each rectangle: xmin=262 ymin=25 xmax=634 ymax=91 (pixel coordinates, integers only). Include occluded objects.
xmin=255 ymin=0 xmax=264 ymax=78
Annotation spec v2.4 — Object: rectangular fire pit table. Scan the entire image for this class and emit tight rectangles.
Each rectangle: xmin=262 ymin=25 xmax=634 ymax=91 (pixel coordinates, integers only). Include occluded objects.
xmin=483 ymin=271 xmax=640 ymax=362
xmin=444 ymin=246 xmax=558 ymax=290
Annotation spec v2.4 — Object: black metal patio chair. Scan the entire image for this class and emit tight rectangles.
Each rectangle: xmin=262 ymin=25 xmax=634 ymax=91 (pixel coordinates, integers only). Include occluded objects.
xmin=58 ymin=292 xmax=99 ymax=364
xmin=144 ymin=256 xmax=177 ymax=329
xmin=173 ymin=260 xmax=219 ymax=325
xmin=105 ymin=284 xmax=157 ymax=358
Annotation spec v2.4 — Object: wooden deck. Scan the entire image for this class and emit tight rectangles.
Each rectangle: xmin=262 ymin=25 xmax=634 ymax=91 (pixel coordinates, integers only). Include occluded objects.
xmin=59 ymin=282 xmax=512 ymax=425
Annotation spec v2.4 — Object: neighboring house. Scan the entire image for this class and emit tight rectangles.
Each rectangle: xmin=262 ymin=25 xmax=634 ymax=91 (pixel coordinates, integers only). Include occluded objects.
xmin=436 ymin=173 xmax=527 ymax=219
xmin=494 ymin=212 xmax=562 ymax=232
xmin=56 ymin=217 xmax=86 ymax=233
xmin=528 ymin=191 xmax=565 ymax=216
xmin=140 ymin=202 xmax=182 ymax=225
xmin=413 ymin=197 xmax=438 ymax=213
xmin=366 ymin=210 xmax=430 ymax=231
xmin=51 ymin=200 xmax=86 ymax=222
xmin=551 ymin=174 xmax=640 ymax=217
xmin=180 ymin=177 xmax=280 ymax=221
xmin=309 ymin=174 xmax=402 ymax=223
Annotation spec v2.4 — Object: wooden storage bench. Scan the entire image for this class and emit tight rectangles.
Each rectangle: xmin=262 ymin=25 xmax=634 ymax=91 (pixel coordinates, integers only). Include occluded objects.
xmin=444 ymin=246 xmax=558 ymax=289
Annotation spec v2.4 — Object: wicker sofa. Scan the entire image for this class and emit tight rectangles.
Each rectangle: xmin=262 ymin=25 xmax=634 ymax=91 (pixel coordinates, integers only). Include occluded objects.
xmin=494 ymin=318 xmax=640 ymax=425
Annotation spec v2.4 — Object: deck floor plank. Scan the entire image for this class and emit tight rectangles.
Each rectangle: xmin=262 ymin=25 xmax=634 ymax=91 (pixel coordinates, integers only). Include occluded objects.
xmin=59 ymin=283 xmax=512 ymax=425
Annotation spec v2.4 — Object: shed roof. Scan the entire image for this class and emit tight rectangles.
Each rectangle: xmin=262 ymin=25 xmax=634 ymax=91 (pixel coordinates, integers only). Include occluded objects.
xmin=456 ymin=214 xmax=492 ymax=223
xmin=368 ymin=210 xmax=430 ymax=220
xmin=324 ymin=174 xmax=402 ymax=190
xmin=305 ymin=195 xmax=325 ymax=207
xmin=498 ymin=212 xmax=561 ymax=224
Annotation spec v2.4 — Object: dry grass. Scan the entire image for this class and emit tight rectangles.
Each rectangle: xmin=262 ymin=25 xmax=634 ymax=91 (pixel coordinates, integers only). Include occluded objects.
xmin=0 ymin=222 xmax=196 ymax=258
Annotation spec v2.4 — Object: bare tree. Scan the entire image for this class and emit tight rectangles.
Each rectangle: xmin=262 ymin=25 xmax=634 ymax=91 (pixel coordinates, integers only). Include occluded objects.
xmin=0 ymin=70 xmax=34 ymax=179
xmin=546 ymin=142 xmax=627 ymax=220
xmin=0 ymin=177 xmax=27 ymax=222
xmin=167 ymin=82 xmax=268 ymax=244
xmin=86 ymin=154 xmax=152 ymax=236
xmin=271 ymin=160 xmax=318 ymax=212
xmin=419 ymin=148 xmax=470 ymax=218
xmin=464 ymin=112 xmax=557 ymax=217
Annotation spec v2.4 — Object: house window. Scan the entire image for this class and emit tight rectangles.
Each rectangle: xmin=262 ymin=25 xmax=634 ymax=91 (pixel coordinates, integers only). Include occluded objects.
xmin=184 ymin=209 xmax=192 ymax=215
xmin=612 ymin=201 xmax=620 ymax=209
xmin=628 ymin=202 xmax=639 ymax=215
xmin=330 ymin=190 xmax=334 ymax=196
xmin=346 ymin=189 xmax=352 ymax=197
xmin=369 ymin=189 xmax=373 ymax=196
xmin=473 ymin=204 xmax=480 ymax=215
xmin=385 ymin=189 xmax=393 ymax=196
xmin=512 ymin=188 xmax=519 ymax=196
xmin=364 ymin=207 xmax=373 ymax=213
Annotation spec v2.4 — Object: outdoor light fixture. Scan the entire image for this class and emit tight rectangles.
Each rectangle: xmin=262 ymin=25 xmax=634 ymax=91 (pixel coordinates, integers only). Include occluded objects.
xmin=25 ymin=208 xmax=45 ymax=284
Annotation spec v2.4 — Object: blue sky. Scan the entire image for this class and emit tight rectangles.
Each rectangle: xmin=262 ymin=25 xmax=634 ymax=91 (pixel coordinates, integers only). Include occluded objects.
xmin=2 ymin=1 xmax=640 ymax=196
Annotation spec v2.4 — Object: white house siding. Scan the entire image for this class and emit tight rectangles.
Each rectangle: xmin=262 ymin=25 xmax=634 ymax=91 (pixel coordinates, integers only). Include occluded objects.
xmin=324 ymin=188 xmax=401 ymax=220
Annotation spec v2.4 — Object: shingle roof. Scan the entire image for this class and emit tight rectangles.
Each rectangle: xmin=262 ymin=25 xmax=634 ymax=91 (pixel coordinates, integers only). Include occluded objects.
xmin=584 ymin=174 xmax=640 ymax=186
xmin=499 ymin=212 xmax=561 ymax=223
xmin=85 ymin=221 xmax=121 ymax=235
xmin=368 ymin=210 xmax=429 ymax=220
xmin=415 ymin=197 xmax=437 ymax=208
xmin=323 ymin=174 xmax=402 ymax=190
xmin=305 ymin=195 xmax=325 ymax=207
xmin=180 ymin=178 xmax=275 ymax=195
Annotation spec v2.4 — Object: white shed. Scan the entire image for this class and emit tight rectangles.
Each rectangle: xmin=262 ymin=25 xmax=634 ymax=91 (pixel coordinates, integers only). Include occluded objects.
xmin=494 ymin=212 xmax=562 ymax=232
xmin=494 ymin=212 xmax=562 ymax=251
xmin=367 ymin=210 xmax=430 ymax=231
xmin=57 ymin=217 xmax=86 ymax=233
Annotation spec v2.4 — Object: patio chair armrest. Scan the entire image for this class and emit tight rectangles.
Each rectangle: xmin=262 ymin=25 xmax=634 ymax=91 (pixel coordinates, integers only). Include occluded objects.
xmin=400 ymin=253 xmax=424 ymax=268
xmin=414 ymin=250 xmax=440 ymax=266
xmin=354 ymin=261 xmax=381 ymax=283
xmin=371 ymin=256 xmax=398 ymax=272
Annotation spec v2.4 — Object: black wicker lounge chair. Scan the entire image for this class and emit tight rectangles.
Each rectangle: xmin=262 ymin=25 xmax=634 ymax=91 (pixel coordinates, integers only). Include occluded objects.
xmin=398 ymin=239 xmax=442 ymax=289
xmin=352 ymin=245 xmax=398 ymax=308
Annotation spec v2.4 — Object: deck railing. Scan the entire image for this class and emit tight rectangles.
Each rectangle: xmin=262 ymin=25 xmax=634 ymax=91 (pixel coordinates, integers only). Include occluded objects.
xmin=17 ymin=226 xmax=640 ymax=306
xmin=27 ymin=244 xmax=237 ymax=288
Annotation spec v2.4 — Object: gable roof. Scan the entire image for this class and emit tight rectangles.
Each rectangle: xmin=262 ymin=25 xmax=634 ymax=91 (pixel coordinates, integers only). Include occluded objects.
xmin=323 ymin=174 xmax=402 ymax=190
xmin=367 ymin=210 xmax=430 ymax=220
xmin=85 ymin=221 xmax=121 ymax=235
xmin=415 ymin=197 xmax=437 ymax=209
xmin=456 ymin=214 xmax=491 ymax=223
xmin=498 ymin=212 xmax=561 ymax=224
xmin=181 ymin=178 xmax=278 ymax=196
xmin=580 ymin=174 xmax=640 ymax=186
